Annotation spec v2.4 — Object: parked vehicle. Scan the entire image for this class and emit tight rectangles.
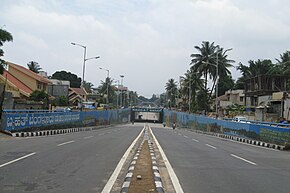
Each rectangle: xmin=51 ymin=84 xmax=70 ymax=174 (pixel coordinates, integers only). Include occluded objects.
xmin=233 ymin=116 xmax=247 ymax=123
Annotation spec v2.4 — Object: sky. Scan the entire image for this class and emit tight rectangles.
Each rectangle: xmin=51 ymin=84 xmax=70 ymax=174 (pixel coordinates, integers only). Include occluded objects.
xmin=1 ymin=0 xmax=290 ymax=98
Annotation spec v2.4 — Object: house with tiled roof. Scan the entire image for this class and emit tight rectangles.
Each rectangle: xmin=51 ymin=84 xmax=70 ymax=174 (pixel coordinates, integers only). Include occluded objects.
xmin=7 ymin=61 xmax=51 ymax=93
xmin=0 ymin=70 xmax=33 ymax=98
xmin=68 ymin=87 xmax=87 ymax=106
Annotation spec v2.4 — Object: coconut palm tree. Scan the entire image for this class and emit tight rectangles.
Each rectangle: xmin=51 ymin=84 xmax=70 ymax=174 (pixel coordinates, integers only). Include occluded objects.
xmin=98 ymin=77 xmax=115 ymax=104
xmin=180 ymin=70 xmax=203 ymax=112
xmin=190 ymin=41 xmax=217 ymax=91
xmin=190 ymin=41 xmax=234 ymax=101
xmin=27 ymin=61 xmax=42 ymax=73
xmin=165 ymin=78 xmax=178 ymax=108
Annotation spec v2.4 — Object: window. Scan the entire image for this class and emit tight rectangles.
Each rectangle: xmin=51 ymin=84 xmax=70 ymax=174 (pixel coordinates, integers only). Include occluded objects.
xmin=240 ymin=96 xmax=243 ymax=102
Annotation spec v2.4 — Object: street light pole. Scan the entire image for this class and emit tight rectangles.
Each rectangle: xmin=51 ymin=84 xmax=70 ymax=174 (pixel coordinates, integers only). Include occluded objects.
xmin=189 ymin=78 xmax=191 ymax=113
xmin=99 ymin=67 xmax=110 ymax=104
xmin=120 ymin=75 xmax=124 ymax=107
xmin=216 ymin=51 xmax=219 ymax=118
xmin=71 ymin=42 xmax=100 ymax=110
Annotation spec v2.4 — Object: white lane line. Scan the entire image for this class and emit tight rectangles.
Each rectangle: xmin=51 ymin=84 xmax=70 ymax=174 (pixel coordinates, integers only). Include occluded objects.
xmin=206 ymin=144 xmax=217 ymax=149
xmin=183 ymin=135 xmax=188 ymax=138
xmin=98 ymin=133 xmax=105 ymax=136
xmin=231 ymin=154 xmax=257 ymax=166
xmin=101 ymin=127 xmax=145 ymax=193
xmin=0 ymin=152 xmax=36 ymax=168
xmin=84 ymin=136 xmax=93 ymax=139
xmin=149 ymin=126 xmax=184 ymax=193
xmin=192 ymin=139 xmax=199 ymax=142
xmin=57 ymin=140 xmax=75 ymax=146
xmin=107 ymin=131 xmax=111 ymax=134
xmin=178 ymin=133 xmax=181 ymax=136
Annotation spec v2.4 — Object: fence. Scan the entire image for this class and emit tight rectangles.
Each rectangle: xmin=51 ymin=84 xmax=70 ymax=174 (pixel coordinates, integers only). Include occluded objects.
xmin=164 ymin=110 xmax=290 ymax=145
xmin=1 ymin=109 xmax=130 ymax=132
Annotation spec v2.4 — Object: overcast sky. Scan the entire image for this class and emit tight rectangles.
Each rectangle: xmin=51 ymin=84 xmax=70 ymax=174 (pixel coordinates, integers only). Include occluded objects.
xmin=1 ymin=0 xmax=290 ymax=98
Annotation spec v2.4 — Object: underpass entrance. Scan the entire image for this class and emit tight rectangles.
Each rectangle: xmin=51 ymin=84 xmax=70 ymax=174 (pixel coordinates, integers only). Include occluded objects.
xmin=130 ymin=107 xmax=163 ymax=123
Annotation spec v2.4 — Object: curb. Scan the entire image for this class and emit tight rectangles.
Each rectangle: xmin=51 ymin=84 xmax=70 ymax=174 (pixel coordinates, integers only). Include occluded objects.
xmin=10 ymin=125 xmax=113 ymax=137
xmin=120 ymin=126 xmax=165 ymax=193
xmin=148 ymin=138 xmax=165 ymax=193
xmin=189 ymin=129 xmax=286 ymax=150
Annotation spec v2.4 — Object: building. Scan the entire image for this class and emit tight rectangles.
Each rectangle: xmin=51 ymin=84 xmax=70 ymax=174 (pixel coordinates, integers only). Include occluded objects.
xmin=7 ymin=61 xmax=51 ymax=92
xmin=68 ymin=87 xmax=87 ymax=106
xmin=244 ymin=74 xmax=289 ymax=109
xmin=0 ymin=70 xmax=32 ymax=98
xmin=47 ymin=79 xmax=70 ymax=98
xmin=218 ymin=89 xmax=245 ymax=108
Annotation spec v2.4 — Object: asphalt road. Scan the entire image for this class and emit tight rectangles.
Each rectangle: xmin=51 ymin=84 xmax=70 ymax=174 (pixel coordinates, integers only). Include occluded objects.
xmin=0 ymin=124 xmax=143 ymax=193
xmin=150 ymin=124 xmax=290 ymax=193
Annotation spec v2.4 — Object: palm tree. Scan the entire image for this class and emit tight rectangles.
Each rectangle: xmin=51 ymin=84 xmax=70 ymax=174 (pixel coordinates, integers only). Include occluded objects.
xmin=190 ymin=41 xmax=234 ymax=101
xmin=83 ymin=81 xmax=94 ymax=93
xmin=98 ymin=77 xmax=115 ymax=104
xmin=180 ymin=70 xmax=203 ymax=112
xmin=276 ymin=51 xmax=290 ymax=75
xmin=190 ymin=41 xmax=217 ymax=91
xmin=209 ymin=46 xmax=234 ymax=96
xmin=27 ymin=61 xmax=42 ymax=73
xmin=165 ymin=78 xmax=178 ymax=108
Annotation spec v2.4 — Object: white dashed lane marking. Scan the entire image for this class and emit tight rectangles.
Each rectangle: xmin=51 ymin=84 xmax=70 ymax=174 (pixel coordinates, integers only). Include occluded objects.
xmin=184 ymin=135 xmax=188 ymax=138
xmin=84 ymin=136 xmax=93 ymax=139
xmin=192 ymin=139 xmax=199 ymax=142
xmin=206 ymin=144 xmax=217 ymax=149
xmin=231 ymin=154 xmax=257 ymax=166
xmin=57 ymin=140 xmax=75 ymax=146
xmin=0 ymin=152 xmax=36 ymax=168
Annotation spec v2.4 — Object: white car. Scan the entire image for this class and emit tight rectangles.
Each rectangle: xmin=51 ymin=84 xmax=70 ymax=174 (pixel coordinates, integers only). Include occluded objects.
xmin=234 ymin=116 xmax=247 ymax=123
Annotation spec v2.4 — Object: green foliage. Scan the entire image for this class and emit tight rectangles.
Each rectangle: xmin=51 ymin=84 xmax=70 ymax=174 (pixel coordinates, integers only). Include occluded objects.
xmin=51 ymin=71 xmax=81 ymax=88
xmin=83 ymin=81 xmax=94 ymax=93
xmin=98 ymin=77 xmax=115 ymax=103
xmin=188 ymin=41 xmax=234 ymax=112
xmin=196 ymin=89 xmax=210 ymax=112
xmin=0 ymin=28 xmax=13 ymax=74
xmin=29 ymin=90 xmax=49 ymax=102
xmin=165 ymin=78 xmax=178 ymax=107
xmin=27 ymin=61 xmax=41 ymax=73
xmin=58 ymin=96 xmax=68 ymax=106
xmin=217 ymin=75 xmax=235 ymax=96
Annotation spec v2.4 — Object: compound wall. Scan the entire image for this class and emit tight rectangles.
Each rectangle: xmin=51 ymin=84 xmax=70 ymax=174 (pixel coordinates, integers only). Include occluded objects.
xmin=1 ymin=109 xmax=130 ymax=132
xmin=164 ymin=110 xmax=290 ymax=145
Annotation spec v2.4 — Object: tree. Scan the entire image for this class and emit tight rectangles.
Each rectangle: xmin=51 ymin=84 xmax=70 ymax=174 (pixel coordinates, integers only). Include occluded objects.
xmin=179 ymin=70 xmax=203 ymax=112
xmin=276 ymin=51 xmax=290 ymax=75
xmin=98 ymin=77 xmax=115 ymax=104
xmin=29 ymin=90 xmax=49 ymax=102
xmin=0 ymin=28 xmax=13 ymax=74
xmin=27 ymin=61 xmax=42 ymax=73
xmin=190 ymin=41 xmax=234 ymax=98
xmin=83 ymin=81 xmax=94 ymax=93
xmin=165 ymin=78 xmax=178 ymax=108
xmin=51 ymin=71 xmax=81 ymax=88
xmin=190 ymin=41 xmax=217 ymax=91
xmin=217 ymin=74 xmax=235 ymax=96
xmin=190 ymin=41 xmax=234 ymax=112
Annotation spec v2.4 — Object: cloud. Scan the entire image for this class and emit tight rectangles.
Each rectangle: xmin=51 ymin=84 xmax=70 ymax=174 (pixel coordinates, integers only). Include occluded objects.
xmin=1 ymin=0 xmax=290 ymax=98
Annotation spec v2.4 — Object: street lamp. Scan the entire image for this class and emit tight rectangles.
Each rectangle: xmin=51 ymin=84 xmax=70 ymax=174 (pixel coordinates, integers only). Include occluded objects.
xmin=71 ymin=42 xmax=100 ymax=110
xmin=120 ymin=75 xmax=124 ymax=107
xmin=99 ymin=67 xmax=110 ymax=104
xmin=203 ymin=48 xmax=232 ymax=118
xmin=113 ymin=79 xmax=120 ymax=108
